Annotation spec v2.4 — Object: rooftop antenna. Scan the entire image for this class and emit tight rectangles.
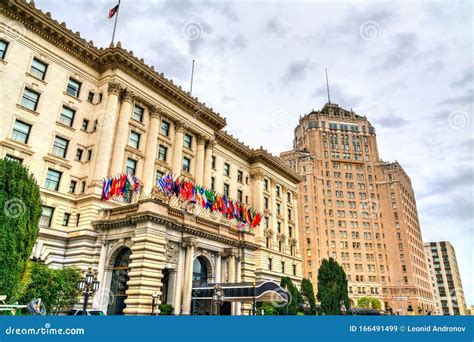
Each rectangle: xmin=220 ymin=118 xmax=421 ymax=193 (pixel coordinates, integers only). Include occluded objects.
xmin=325 ymin=67 xmax=331 ymax=104
xmin=189 ymin=59 xmax=195 ymax=95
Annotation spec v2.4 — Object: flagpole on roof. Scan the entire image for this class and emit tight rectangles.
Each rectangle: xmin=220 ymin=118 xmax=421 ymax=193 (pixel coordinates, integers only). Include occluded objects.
xmin=190 ymin=59 xmax=195 ymax=95
xmin=111 ymin=0 xmax=121 ymax=46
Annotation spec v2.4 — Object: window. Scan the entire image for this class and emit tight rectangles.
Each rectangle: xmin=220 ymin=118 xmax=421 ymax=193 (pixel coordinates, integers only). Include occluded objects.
xmin=30 ymin=58 xmax=48 ymax=80
xmin=81 ymin=181 xmax=86 ymax=193
xmin=45 ymin=169 xmax=62 ymax=191
xmin=264 ymin=179 xmax=269 ymax=191
xmin=11 ymin=120 xmax=31 ymax=144
xmin=52 ymin=136 xmax=68 ymax=158
xmin=287 ymin=192 xmax=291 ymax=203
xmin=281 ymin=261 xmax=285 ymax=273
xmin=160 ymin=120 xmax=170 ymax=136
xmin=276 ymin=186 xmax=280 ymax=197
xmin=184 ymin=134 xmax=192 ymax=149
xmin=158 ymin=145 xmax=168 ymax=162
xmin=268 ymin=258 xmax=272 ymax=270
xmin=40 ymin=206 xmax=54 ymax=227
xmin=0 ymin=39 xmax=8 ymax=59
xmin=5 ymin=155 xmax=23 ymax=163
xmin=155 ymin=170 xmax=164 ymax=184
xmin=87 ymin=91 xmax=95 ymax=103
xmin=76 ymin=148 xmax=84 ymax=161
xmin=59 ymin=106 xmax=76 ymax=127
xmin=132 ymin=105 xmax=144 ymax=122
xmin=69 ymin=180 xmax=77 ymax=194
xmin=82 ymin=119 xmax=89 ymax=131
xmin=237 ymin=190 xmax=243 ymax=203
xmin=66 ymin=78 xmax=81 ymax=97
xmin=129 ymin=131 xmax=140 ymax=149
xmin=76 ymin=213 xmax=81 ymax=227
xmin=211 ymin=176 xmax=215 ymax=190
xmin=224 ymin=163 xmax=230 ymax=176
xmin=264 ymin=197 xmax=269 ymax=209
xmin=237 ymin=170 xmax=243 ymax=183
xmin=126 ymin=158 xmax=137 ymax=175
xmin=62 ymin=213 xmax=70 ymax=226
xmin=21 ymin=88 xmax=40 ymax=111
xmin=223 ymin=183 xmax=229 ymax=197
xmin=87 ymin=149 xmax=92 ymax=161
xmin=211 ymin=156 xmax=216 ymax=169
xmin=293 ymin=264 xmax=296 ymax=276
xmin=182 ymin=157 xmax=190 ymax=172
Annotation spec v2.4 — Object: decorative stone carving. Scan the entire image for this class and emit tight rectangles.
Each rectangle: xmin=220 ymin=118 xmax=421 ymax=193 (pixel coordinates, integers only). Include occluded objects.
xmin=197 ymin=134 xmax=206 ymax=145
xmin=251 ymin=171 xmax=264 ymax=181
xmin=289 ymin=238 xmax=297 ymax=246
xmin=277 ymin=233 xmax=287 ymax=242
xmin=121 ymin=89 xmax=135 ymax=103
xmin=108 ymin=81 xmax=122 ymax=95
xmin=165 ymin=241 xmax=179 ymax=264
xmin=175 ymin=121 xmax=187 ymax=133
xmin=207 ymin=138 xmax=216 ymax=149
xmin=149 ymin=105 xmax=161 ymax=119
xmin=264 ymin=228 xmax=274 ymax=238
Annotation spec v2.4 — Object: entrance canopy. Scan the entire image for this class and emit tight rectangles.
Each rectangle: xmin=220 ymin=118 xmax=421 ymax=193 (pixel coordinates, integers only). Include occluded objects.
xmin=192 ymin=281 xmax=289 ymax=302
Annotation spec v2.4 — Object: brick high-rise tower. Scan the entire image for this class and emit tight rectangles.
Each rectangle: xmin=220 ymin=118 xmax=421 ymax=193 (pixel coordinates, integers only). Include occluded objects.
xmin=281 ymin=103 xmax=435 ymax=314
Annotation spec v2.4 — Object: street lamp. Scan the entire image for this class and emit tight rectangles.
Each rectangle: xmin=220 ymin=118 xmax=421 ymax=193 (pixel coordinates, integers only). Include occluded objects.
xmin=151 ymin=292 xmax=159 ymax=315
xmin=339 ymin=300 xmax=347 ymax=315
xmin=77 ymin=267 xmax=100 ymax=316
xmin=212 ymin=284 xmax=225 ymax=315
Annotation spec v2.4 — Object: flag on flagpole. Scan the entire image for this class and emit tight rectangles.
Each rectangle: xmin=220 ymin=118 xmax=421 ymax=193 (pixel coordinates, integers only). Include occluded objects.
xmin=108 ymin=3 xmax=120 ymax=18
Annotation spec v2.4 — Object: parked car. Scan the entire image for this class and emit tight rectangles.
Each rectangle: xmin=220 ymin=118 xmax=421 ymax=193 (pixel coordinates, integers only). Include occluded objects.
xmin=348 ymin=308 xmax=382 ymax=315
xmin=68 ymin=309 xmax=106 ymax=316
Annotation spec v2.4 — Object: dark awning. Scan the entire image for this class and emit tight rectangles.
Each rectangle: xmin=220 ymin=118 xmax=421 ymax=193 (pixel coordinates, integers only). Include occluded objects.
xmin=192 ymin=281 xmax=289 ymax=302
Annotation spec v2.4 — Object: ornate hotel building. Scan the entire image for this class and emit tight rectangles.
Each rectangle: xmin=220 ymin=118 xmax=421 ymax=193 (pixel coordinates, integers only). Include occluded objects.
xmin=424 ymin=241 xmax=467 ymax=315
xmin=0 ymin=0 xmax=302 ymax=315
xmin=280 ymin=103 xmax=436 ymax=314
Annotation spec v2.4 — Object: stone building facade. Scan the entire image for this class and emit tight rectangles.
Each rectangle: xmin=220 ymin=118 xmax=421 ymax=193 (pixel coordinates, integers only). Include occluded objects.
xmin=280 ymin=103 xmax=436 ymax=314
xmin=424 ymin=241 xmax=467 ymax=315
xmin=0 ymin=0 xmax=302 ymax=315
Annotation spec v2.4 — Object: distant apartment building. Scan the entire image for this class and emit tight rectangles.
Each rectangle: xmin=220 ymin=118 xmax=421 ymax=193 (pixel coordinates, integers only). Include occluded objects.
xmin=281 ymin=103 xmax=435 ymax=314
xmin=424 ymin=241 xmax=467 ymax=315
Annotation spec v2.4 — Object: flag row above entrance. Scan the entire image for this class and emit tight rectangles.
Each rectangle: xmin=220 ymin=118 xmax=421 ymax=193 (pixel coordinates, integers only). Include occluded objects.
xmin=157 ymin=174 xmax=263 ymax=229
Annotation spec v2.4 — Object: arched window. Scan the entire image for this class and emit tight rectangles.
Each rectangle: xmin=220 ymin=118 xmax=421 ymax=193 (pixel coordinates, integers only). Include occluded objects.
xmin=107 ymin=248 xmax=131 ymax=315
xmin=192 ymin=257 xmax=208 ymax=286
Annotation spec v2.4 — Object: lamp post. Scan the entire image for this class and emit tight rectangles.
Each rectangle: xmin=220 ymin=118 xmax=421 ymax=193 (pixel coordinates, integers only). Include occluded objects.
xmin=212 ymin=284 xmax=225 ymax=315
xmin=339 ymin=300 xmax=347 ymax=315
xmin=151 ymin=292 xmax=159 ymax=315
xmin=77 ymin=267 xmax=100 ymax=316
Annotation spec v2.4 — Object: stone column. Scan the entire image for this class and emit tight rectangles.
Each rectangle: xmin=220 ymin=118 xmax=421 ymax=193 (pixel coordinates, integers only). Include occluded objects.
xmin=215 ymin=253 xmax=222 ymax=283
xmin=228 ymin=254 xmax=235 ymax=282
xmin=181 ymin=237 xmax=197 ymax=315
xmin=142 ymin=106 xmax=161 ymax=195
xmin=282 ymin=186 xmax=289 ymax=237
xmin=235 ymin=256 xmax=242 ymax=315
xmin=173 ymin=246 xmax=186 ymax=315
xmin=292 ymin=191 xmax=300 ymax=253
xmin=171 ymin=122 xmax=185 ymax=177
xmin=109 ymin=89 xmax=134 ymax=175
xmin=123 ymin=221 xmax=167 ymax=315
xmin=167 ymin=269 xmax=177 ymax=304
xmin=92 ymin=81 xmax=121 ymax=184
xmin=94 ymin=239 xmax=109 ymax=312
xmin=203 ymin=139 xmax=215 ymax=188
xmin=195 ymin=135 xmax=206 ymax=185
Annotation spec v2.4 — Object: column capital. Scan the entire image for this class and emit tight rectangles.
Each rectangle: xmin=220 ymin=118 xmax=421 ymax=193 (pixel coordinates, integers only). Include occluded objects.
xmin=107 ymin=81 xmax=122 ymax=95
xmin=175 ymin=121 xmax=187 ymax=133
xmin=149 ymin=105 xmax=162 ymax=119
xmin=251 ymin=171 xmax=264 ymax=181
xmin=223 ymin=247 xmax=238 ymax=257
xmin=270 ymin=179 xmax=277 ymax=187
xmin=121 ymin=89 xmax=135 ymax=103
xmin=206 ymin=138 xmax=216 ymax=149
xmin=197 ymin=134 xmax=206 ymax=145
xmin=182 ymin=236 xmax=197 ymax=248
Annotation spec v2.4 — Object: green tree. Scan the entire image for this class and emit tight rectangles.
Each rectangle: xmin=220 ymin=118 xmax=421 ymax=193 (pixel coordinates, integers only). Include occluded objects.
xmin=300 ymin=278 xmax=316 ymax=315
xmin=317 ymin=258 xmax=350 ymax=315
xmin=0 ymin=158 xmax=42 ymax=301
xmin=356 ymin=296 xmax=381 ymax=310
xmin=18 ymin=261 xmax=81 ymax=315
xmin=256 ymin=302 xmax=278 ymax=315
xmin=279 ymin=276 xmax=303 ymax=315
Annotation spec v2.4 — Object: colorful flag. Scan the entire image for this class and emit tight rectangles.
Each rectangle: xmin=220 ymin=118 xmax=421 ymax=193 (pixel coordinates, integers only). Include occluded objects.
xmin=108 ymin=3 xmax=119 ymax=18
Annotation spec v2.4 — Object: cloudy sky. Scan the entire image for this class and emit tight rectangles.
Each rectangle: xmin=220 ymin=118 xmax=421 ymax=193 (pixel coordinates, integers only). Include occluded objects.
xmin=34 ymin=0 xmax=473 ymax=305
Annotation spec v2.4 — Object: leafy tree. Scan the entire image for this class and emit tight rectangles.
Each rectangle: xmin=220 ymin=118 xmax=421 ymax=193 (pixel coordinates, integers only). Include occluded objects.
xmin=256 ymin=302 xmax=278 ymax=315
xmin=279 ymin=276 xmax=303 ymax=315
xmin=0 ymin=158 xmax=42 ymax=301
xmin=356 ymin=296 xmax=381 ymax=310
xmin=18 ymin=261 xmax=81 ymax=315
xmin=158 ymin=304 xmax=174 ymax=315
xmin=300 ymin=278 xmax=316 ymax=315
xmin=317 ymin=258 xmax=350 ymax=315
